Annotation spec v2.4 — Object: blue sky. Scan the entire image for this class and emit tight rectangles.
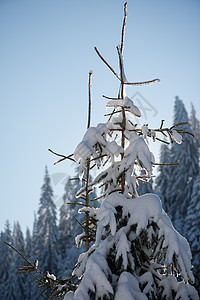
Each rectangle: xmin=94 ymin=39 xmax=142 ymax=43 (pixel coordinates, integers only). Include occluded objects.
xmin=0 ymin=0 xmax=200 ymax=234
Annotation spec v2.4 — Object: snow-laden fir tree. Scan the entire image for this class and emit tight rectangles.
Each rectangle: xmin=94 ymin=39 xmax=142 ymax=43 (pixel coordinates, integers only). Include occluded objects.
xmin=190 ymin=103 xmax=200 ymax=158
xmin=185 ymin=173 xmax=200 ymax=293
xmin=155 ymin=142 xmax=172 ymax=212
xmin=24 ymin=227 xmax=34 ymax=300
xmin=0 ymin=220 xmax=13 ymax=298
xmin=35 ymin=166 xmax=59 ymax=275
xmin=169 ymin=97 xmax=199 ymax=234
xmin=63 ymin=3 xmax=199 ymax=299
xmin=32 ymin=166 xmax=60 ymax=299
xmin=4 ymin=222 xmax=26 ymax=300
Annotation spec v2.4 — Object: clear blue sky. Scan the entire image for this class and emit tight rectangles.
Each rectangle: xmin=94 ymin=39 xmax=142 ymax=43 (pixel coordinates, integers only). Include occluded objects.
xmin=0 ymin=0 xmax=200 ymax=234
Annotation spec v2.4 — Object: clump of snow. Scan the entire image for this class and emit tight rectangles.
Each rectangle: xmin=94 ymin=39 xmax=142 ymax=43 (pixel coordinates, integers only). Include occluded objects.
xmin=159 ymin=275 xmax=198 ymax=299
xmin=120 ymin=131 xmax=153 ymax=176
xmin=115 ymin=272 xmax=148 ymax=300
xmin=74 ymin=123 xmax=123 ymax=180
xmin=64 ymin=291 xmax=74 ymax=300
xmin=171 ymin=129 xmax=182 ymax=144
xmin=107 ymin=96 xmax=141 ymax=117
xmin=46 ymin=271 xmax=56 ymax=281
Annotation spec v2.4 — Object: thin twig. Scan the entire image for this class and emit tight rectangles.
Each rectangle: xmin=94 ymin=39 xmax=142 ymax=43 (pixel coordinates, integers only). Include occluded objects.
xmin=103 ymin=95 xmax=120 ymax=100
xmin=160 ymin=120 xmax=165 ymax=129
xmin=153 ymin=162 xmax=180 ymax=166
xmin=70 ymin=177 xmax=86 ymax=182
xmin=94 ymin=47 xmax=120 ymax=81
xmin=73 ymin=216 xmax=85 ymax=230
xmin=108 ymin=108 xmax=117 ymax=122
xmin=90 ymin=194 xmax=105 ymax=202
xmin=88 ymin=70 xmax=93 ymax=129
xmin=48 ymin=149 xmax=75 ymax=164
xmin=121 ymin=2 xmax=128 ymax=53
xmin=170 ymin=122 xmax=187 ymax=129
xmin=68 ymin=202 xmax=93 ymax=208
xmin=137 ymin=178 xmax=151 ymax=185
xmin=155 ymin=137 xmax=170 ymax=145
xmin=4 ymin=242 xmax=46 ymax=278
xmin=125 ymin=78 xmax=160 ymax=86
xmin=193 ymin=268 xmax=200 ymax=278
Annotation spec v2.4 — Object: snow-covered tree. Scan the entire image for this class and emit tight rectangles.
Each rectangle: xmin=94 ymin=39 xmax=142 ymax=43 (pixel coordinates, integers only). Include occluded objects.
xmin=185 ymin=173 xmax=200 ymax=291
xmin=169 ymin=97 xmax=199 ymax=233
xmin=62 ymin=4 xmax=198 ymax=299
xmin=0 ymin=220 xmax=13 ymax=298
xmin=155 ymin=142 xmax=172 ymax=212
xmin=5 ymin=222 xmax=26 ymax=300
xmin=190 ymin=103 xmax=200 ymax=158
xmin=34 ymin=167 xmax=60 ymax=277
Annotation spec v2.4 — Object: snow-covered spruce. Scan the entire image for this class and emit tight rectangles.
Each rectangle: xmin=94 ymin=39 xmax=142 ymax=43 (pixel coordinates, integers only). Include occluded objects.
xmin=64 ymin=95 xmax=198 ymax=299
xmin=64 ymin=192 xmax=198 ymax=299
xmin=64 ymin=3 xmax=198 ymax=300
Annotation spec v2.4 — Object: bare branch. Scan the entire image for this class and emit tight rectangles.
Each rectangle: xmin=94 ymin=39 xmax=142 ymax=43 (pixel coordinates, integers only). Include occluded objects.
xmin=90 ymin=194 xmax=105 ymax=202
xmin=153 ymin=162 xmax=180 ymax=166
xmin=104 ymin=110 xmax=122 ymax=117
xmin=94 ymin=47 xmax=120 ymax=81
xmin=170 ymin=122 xmax=187 ymax=129
xmin=4 ymin=242 xmax=45 ymax=278
xmin=155 ymin=137 xmax=170 ymax=145
xmin=73 ymin=216 xmax=85 ymax=230
xmin=88 ymin=70 xmax=93 ymax=129
xmin=125 ymin=78 xmax=160 ymax=86
xmin=103 ymin=95 xmax=120 ymax=100
xmin=121 ymin=2 xmax=128 ymax=53
xmin=160 ymin=120 xmax=165 ymax=129
xmin=48 ymin=149 xmax=75 ymax=164
xmin=70 ymin=177 xmax=87 ymax=182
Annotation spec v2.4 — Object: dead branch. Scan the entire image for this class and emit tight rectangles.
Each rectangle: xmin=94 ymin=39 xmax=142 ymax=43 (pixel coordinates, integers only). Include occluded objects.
xmin=125 ymin=78 xmax=160 ymax=86
xmin=152 ymin=162 xmax=180 ymax=166
xmin=94 ymin=47 xmax=120 ymax=81
xmin=48 ymin=149 xmax=75 ymax=165
xmin=4 ymin=241 xmax=45 ymax=278
xmin=121 ymin=2 xmax=128 ymax=53
xmin=88 ymin=70 xmax=93 ymax=129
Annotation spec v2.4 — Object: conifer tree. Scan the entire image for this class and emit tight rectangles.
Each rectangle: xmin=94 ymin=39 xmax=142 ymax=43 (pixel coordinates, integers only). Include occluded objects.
xmin=24 ymin=227 xmax=34 ymax=300
xmin=8 ymin=222 xmax=26 ymax=299
xmin=190 ymin=103 xmax=200 ymax=158
xmin=169 ymin=97 xmax=199 ymax=233
xmin=155 ymin=143 xmax=172 ymax=212
xmin=185 ymin=173 xmax=200 ymax=293
xmin=62 ymin=4 xmax=198 ymax=299
xmin=34 ymin=167 xmax=59 ymax=277
xmin=0 ymin=220 xmax=13 ymax=298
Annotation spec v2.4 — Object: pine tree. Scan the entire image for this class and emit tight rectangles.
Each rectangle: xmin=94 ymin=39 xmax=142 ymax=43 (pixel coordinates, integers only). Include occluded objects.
xmin=34 ymin=167 xmax=59 ymax=277
xmin=190 ymin=103 xmax=200 ymax=158
xmin=58 ymin=176 xmax=74 ymax=261
xmin=155 ymin=143 xmax=172 ymax=212
xmin=63 ymin=4 xmax=198 ymax=299
xmin=0 ymin=220 xmax=13 ymax=298
xmin=58 ymin=176 xmax=75 ymax=278
xmin=169 ymin=97 xmax=199 ymax=233
xmin=7 ymin=222 xmax=26 ymax=299
xmin=24 ymin=227 xmax=34 ymax=300
xmin=185 ymin=173 xmax=200 ymax=293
